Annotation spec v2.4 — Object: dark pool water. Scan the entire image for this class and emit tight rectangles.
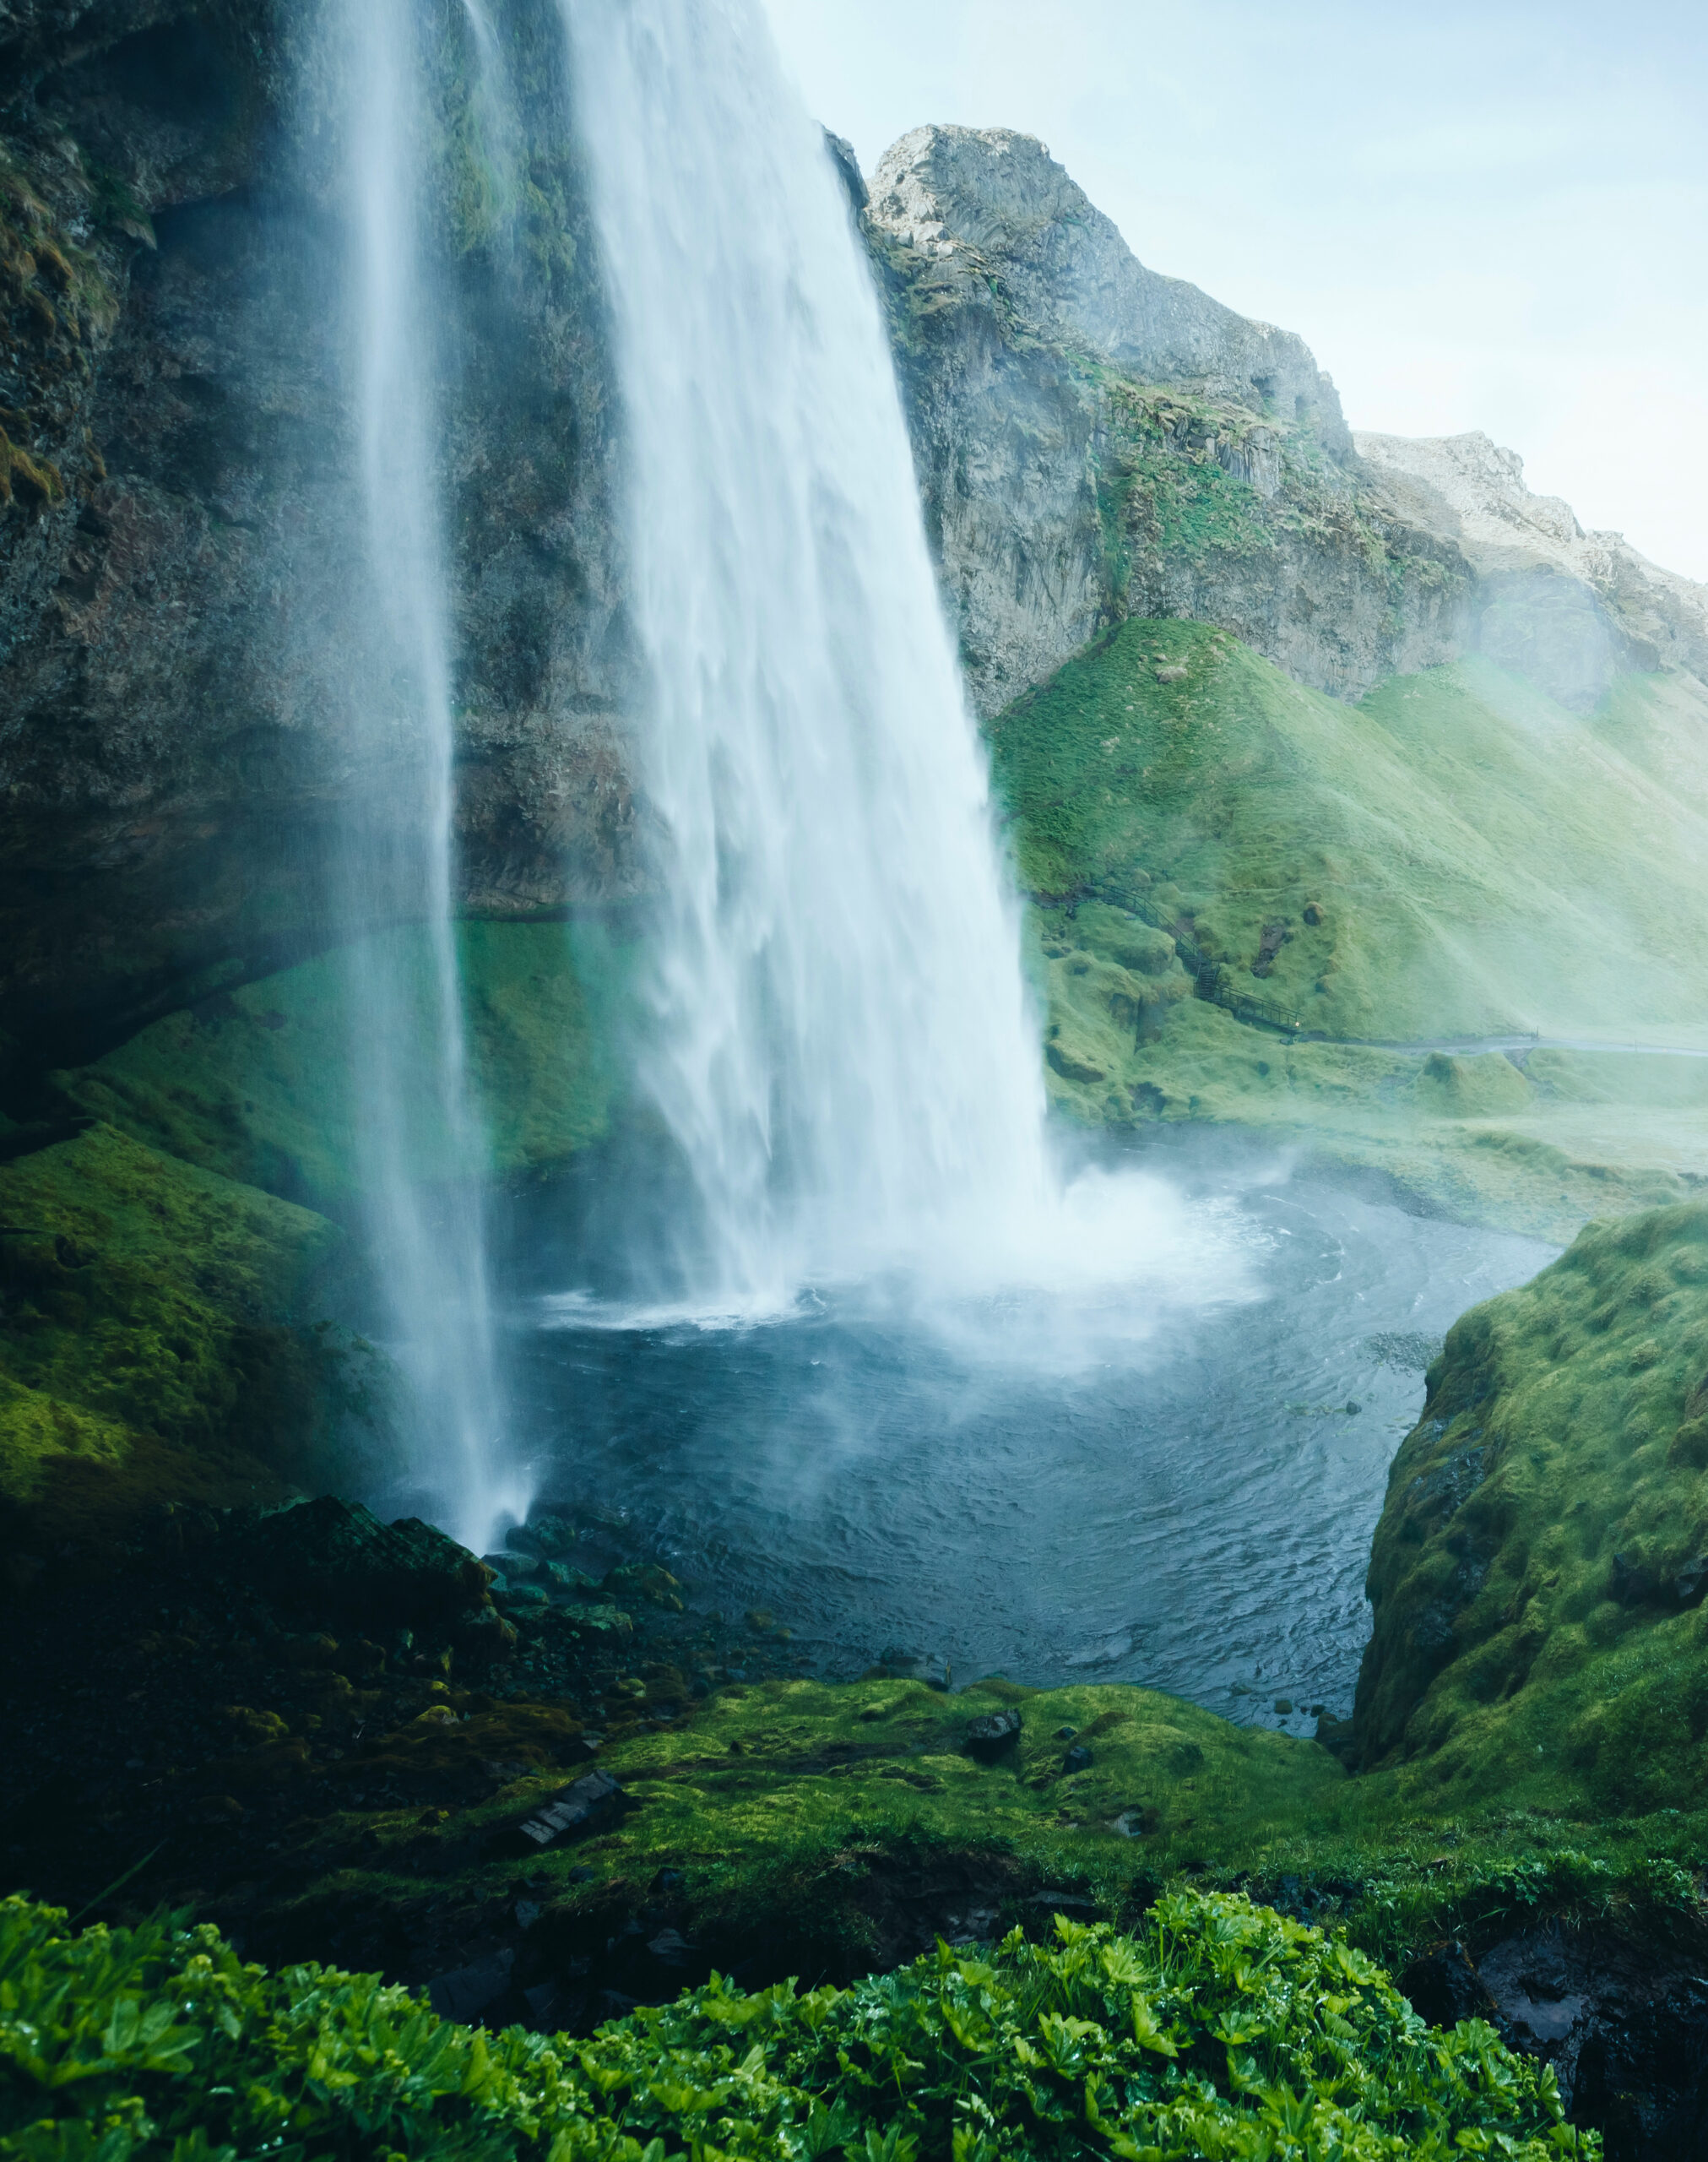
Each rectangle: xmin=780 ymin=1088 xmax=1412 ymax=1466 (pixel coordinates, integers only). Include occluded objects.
xmin=494 ymin=1133 xmax=1553 ymax=1734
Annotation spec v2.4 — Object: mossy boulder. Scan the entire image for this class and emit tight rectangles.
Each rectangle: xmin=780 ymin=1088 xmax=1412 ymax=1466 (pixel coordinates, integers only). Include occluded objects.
xmin=1351 ymin=1198 xmax=1708 ymax=1813
xmin=233 ymin=1496 xmax=496 ymax=1633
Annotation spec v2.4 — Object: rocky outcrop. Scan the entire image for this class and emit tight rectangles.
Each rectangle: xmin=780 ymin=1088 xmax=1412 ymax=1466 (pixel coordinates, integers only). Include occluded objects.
xmin=864 ymin=125 xmax=1467 ymax=714
xmin=1355 ymin=429 xmax=1708 ymax=709
xmin=0 ymin=0 xmax=638 ymax=1099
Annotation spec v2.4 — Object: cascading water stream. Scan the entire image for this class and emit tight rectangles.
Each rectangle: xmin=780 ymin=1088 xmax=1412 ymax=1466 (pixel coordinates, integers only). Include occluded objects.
xmin=333 ymin=0 xmax=523 ymax=1551
xmin=561 ymin=0 xmax=1236 ymax=1330
xmin=563 ymin=0 xmax=1055 ymax=1313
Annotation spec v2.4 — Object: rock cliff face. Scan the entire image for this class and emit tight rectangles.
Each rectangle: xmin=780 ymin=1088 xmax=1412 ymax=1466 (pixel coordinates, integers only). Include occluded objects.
xmin=3 ymin=24 xmax=1704 ymax=1123
xmin=0 ymin=0 xmax=637 ymax=1100
xmin=1355 ymin=428 xmax=1708 ymax=710
xmin=863 ymin=125 xmax=1467 ymax=716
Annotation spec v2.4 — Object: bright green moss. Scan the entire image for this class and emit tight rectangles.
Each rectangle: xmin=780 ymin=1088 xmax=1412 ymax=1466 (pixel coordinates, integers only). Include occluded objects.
xmin=0 ymin=1888 xmax=1591 ymax=2161
xmin=0 ymin=1123 xmax=345 ymax=1509
xmin=1352 ymin=1198 xmax=1708 ymax=1813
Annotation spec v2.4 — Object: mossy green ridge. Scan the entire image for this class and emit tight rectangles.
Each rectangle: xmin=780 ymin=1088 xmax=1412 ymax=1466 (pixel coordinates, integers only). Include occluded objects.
xmin=54 ymin=919 xmax=623 ymax=1213
xmin=0 ymin=1122 xmax=346 ymax=1524
xmin=0 ymin=1886 xmax=1590 ymax=2162
xmin=573 ymin=1677 xmax=1338 ymax=1905
xmin=1349 ymin=1198 xmax=1708 ymax=1815
xmin=991 ymin=620 xmax=1708 ymax=1236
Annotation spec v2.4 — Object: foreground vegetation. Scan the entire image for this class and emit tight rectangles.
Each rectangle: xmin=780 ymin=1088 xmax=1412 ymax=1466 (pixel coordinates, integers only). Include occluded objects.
xmin=0 ymin=1888 xmax=1591 ymax=2162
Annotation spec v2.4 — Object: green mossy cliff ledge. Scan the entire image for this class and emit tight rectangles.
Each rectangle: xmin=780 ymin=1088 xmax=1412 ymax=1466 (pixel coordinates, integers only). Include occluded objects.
xmin=1349 ymin=1198 xmax=1708 ymax=1816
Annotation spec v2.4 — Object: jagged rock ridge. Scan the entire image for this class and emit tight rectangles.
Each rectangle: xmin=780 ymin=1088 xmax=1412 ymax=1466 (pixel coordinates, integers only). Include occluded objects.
xmin=1357 ymin=428 xmax=1708 ymax=709
xmin=862 ymin=124 xmax=1466 ymax=715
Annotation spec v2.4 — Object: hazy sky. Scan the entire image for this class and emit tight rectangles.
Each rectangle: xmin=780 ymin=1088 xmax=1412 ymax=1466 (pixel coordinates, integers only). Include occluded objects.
xmin=762 ymin=0 xmax=1708 ymax=581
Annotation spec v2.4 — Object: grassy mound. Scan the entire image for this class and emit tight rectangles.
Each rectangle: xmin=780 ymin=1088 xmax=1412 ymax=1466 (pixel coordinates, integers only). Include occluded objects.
xmin=0 ymin=1124 xmax=348 ymax=1537
xmin=1351 ymin=1198 xmax=1708 ymax=1813
xmin=990 ymin=622 xmax=1708 ymax=1233
xmin=0 ymin=1888 xmax=1590 ymax=2161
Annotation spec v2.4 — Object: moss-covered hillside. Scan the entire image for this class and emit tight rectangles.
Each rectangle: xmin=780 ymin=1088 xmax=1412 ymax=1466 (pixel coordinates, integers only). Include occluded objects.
xmin=54 ymin=919 xmax=623 ymax=1213
xmin=990 ymin=621 xmax=1708 ymax=1236
xmin=0 ymin=921 xmax=618 ymax=1534
xmin=1349 ymin=1200 xmax=1708 ymax=1815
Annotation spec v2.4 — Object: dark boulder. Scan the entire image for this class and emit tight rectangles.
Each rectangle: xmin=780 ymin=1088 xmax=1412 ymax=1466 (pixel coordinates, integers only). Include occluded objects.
xmin=235 ymin=1496 xmax=492 ymax=1632
xmin=963 ymin=1708 xmax=1022 ymax=1761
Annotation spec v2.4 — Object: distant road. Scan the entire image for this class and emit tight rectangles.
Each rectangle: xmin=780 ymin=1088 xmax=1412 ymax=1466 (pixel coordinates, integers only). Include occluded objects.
xmin=1323 ymin=1034 xmax=1708 ymax=1062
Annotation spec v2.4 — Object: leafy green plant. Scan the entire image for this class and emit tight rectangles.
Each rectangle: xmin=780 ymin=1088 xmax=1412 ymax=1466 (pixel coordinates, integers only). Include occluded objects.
xmin=0 ymin=1888 xmax=1593 ymax=2162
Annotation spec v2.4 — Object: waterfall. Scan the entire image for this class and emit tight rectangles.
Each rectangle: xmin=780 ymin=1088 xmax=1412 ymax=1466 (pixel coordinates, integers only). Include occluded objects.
xmin=562 ymin=0 xmax=1060 ymax=1314
xmin=332 ymin=0 xmax=523 ymax=1551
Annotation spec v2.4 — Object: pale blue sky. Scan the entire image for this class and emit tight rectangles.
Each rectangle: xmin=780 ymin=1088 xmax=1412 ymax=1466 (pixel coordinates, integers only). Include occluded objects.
xmin=763 ymin=0 xmax=1708 ymax=579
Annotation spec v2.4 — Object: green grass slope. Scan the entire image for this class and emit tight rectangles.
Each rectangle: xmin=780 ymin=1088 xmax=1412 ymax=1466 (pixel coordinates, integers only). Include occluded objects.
xmin=991 ymin=622 xmax=1708 ymax=1234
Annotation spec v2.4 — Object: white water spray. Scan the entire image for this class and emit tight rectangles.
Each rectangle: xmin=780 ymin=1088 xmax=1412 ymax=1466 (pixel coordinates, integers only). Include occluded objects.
xmin=562 ymin=0 xmax=1244 ymax=1328
xmin=338 ymin=0 xmax=524 ymax=1550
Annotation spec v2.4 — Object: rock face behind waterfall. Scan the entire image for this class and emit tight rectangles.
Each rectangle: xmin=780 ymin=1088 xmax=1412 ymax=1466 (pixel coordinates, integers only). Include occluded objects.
xmin=0 ymin=0 xmax=637 ymax=1095
xmin=863 ymin=124 xmax=1467 ymax=715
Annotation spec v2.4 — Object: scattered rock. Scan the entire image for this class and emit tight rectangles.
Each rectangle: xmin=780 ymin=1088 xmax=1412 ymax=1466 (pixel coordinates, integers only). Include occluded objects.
xmin=963 ymin=1708 xmax=1022 ymax=1760
xmin=1063 ymin=1744 xmax=1093 ymax=1773
xmin=1154 ymin=664 xmax=1188 ymax=683
xmin=1611 ymin=1551 xmax=1655 ymax=1608
xmin=511 ymin=1768 xmax=621 ymax=1850
xmin=545 ymin=1562 xmax=604 ymax=1594
xmin=605 ymin=1566 xmax=685 ymax=1611
xmin=1109 ymin=1806 xmax=1159 ymax=1838
xmin=512 ymin=1515 xmax=579 ymax=1556
xmin=1675 ymin=1556 xmax=1708 ymax=1605
xmin=498 ymin=1582 xmax=550 ymax=1611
